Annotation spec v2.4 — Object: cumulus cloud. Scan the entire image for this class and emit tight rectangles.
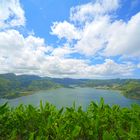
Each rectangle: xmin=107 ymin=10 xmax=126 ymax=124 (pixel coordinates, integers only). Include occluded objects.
xmin=40 ymin=57 xmax=134 ymax=78
xmin=0 ymin=0 xmax=25 ymax=29
xmin=51 ymin=0 xmax=140 ymax=59
xmin=70 ymin=0 xmax=119 ymax=23
xmin=0 ymin=30 xmax=50 ymax=75
xmin=87 ymin=59 xmax=135 ymax=77
xmin=0 ymin=0 xmax=139 ymax=78
xmin=75 ymin=16 xmax=109 ymax=56
xmin=51 ymin=21 xmax=80 ymax=41
xmin=0 ymin=29 xmax=134 ymax=78
xmin=74 ymin=11 xmax=140 ymax=57
xmin=137 ymin=63 xmax=140 ymax=69
xmin=51 ymin=45 xmax=75 ymax=58
xmin=103 ymin=12 xmax=140 ymax=57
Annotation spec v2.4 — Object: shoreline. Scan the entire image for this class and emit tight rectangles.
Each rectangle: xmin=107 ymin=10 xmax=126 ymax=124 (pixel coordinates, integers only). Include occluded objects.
xmin=94 ymin=87 xmax=140 ymax=100
xmin=1 ymin=86 xmax=140 ymax=100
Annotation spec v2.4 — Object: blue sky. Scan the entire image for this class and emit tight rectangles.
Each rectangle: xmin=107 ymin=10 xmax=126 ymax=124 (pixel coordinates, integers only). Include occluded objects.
xmin=0 ymin=0 xmax=140 ymax=78
xmin=20 ymin=0 xmax=140 ymax=42
xmin=20 ymin=0 xmax=91 ymax=42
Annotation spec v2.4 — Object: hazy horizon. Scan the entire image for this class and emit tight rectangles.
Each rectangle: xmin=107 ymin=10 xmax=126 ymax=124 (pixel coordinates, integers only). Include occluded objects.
xmin=1 ymin=72 xmax=140 ymax=80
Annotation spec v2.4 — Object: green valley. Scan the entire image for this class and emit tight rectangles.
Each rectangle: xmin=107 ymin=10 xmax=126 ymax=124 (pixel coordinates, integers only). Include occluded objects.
xmin=0 ymin=73 xmax=140 ymax=99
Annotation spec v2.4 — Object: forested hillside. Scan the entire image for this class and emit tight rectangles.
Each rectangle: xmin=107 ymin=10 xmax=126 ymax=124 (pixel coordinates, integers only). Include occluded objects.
xmin=121 ymin=81 xmax=140 ymax=99
xmin=0 ymin=73 xmax=61 ymax=99
xmin=0 ymin=73 xmax=140 ymax=99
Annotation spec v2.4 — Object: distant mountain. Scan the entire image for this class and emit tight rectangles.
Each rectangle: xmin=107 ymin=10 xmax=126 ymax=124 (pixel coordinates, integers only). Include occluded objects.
xmin=51 ymin=78 xmax=88 ymax=87
xmin=0 ymin=73 xmax=60 ymax=99
xmin=0 ymin=73 xmax=140 ymax=99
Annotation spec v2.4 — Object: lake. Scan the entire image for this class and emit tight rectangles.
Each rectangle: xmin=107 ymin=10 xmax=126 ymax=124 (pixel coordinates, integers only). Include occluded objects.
xmin=0 ymin=87 xmax=140 ymax=110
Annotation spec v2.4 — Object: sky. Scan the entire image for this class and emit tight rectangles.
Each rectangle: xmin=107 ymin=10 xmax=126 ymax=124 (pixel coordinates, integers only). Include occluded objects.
xmin=0 ymin=0 xmax=140 ymax=79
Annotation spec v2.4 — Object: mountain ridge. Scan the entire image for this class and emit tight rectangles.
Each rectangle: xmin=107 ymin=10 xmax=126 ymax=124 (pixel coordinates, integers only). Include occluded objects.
xmin=0 ymin=73 xmax=140 ymax=99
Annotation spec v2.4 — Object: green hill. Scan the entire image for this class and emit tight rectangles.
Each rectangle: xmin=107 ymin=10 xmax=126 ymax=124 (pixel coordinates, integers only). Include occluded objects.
xmin=121 ymin=81 xmax=140 ymax=99
xmin=0 ymin=74 xmax=61 ymax=99
xmin=0 ymin=73 xmax=140 ymax=99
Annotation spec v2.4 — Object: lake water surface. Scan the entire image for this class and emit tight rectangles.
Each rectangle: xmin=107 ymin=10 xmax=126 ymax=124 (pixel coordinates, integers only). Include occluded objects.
xmin=0 ymin=87 xmax=140 ymax=110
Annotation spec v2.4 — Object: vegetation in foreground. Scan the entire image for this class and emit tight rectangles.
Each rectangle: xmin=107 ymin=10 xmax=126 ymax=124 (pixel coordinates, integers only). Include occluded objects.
xmin=0 ymin=98 xmax=140 ymax=140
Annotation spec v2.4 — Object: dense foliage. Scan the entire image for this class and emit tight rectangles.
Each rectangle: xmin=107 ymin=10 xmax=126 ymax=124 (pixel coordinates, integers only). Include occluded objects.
xmin=1 ymin=99 xmax=140 ymax=140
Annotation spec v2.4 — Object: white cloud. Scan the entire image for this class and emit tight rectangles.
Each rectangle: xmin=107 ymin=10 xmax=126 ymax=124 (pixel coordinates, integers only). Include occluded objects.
xmin=0 ymin=29 xmax=135 ymax=78
xmin=51 ymin=45 xmax=75 ymax=57
xmin=137 ymin=63 xmax=140 ymax=69
xmin=88 ymin=59 xmax=134 ymax=77
xmin=40 ymin=57 xmax=88 ymax=77
xmin=75 ymin=16 xmax=109 ymax=56
xmin=75 ymin=11 xmax=140 ymax=57
xmin=50 ymin=0 xmax=140 ymax=59
xmin=0 ymin=30 xmax=50 ymax=75
xmin=70 ymin=0 xmax=119 ymax=23
xmin=0 ymin=0 xmax=25 ymax=29
xmin=51 ymin=21 xmax=80 ymax=41
xmin=49 ymin=0 xmax=140 ymax=59
xmin=0 ymin=0 xmax=139 ymax=78
xmin=40 ymin=58 xmax=134 ymax=78
xmin=103 ymin=12 xmax=140 ymax=57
